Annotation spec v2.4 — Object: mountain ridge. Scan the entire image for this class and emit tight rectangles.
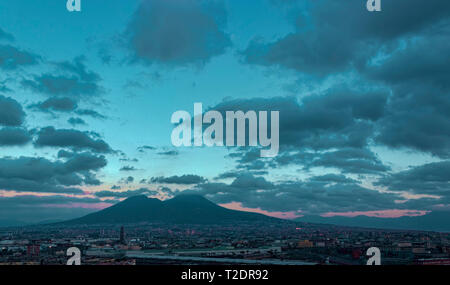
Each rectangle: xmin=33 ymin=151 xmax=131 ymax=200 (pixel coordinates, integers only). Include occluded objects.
xmin=62 ymin=194 xmax=282 ymax=225
xmin=296 ymin=211 xmax=450 ymax=232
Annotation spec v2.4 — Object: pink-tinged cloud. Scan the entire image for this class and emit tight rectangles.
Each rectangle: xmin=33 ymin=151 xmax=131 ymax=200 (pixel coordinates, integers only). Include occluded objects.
xmin=322 ymin=209 xmax=429 ymax=218
xmin=220 ymin=202 xmax=302 ymax=219
xmin=41 ymin=202 xmax=113 ymax=209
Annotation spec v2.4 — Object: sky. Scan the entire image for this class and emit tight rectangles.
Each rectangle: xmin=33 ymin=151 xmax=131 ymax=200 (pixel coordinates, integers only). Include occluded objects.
xmin=0 ymin=0 xmax=449 ymax=224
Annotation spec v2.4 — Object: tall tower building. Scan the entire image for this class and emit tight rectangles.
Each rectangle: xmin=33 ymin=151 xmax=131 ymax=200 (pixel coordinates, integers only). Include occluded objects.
xmin=120 ymin=226 xmax=125 ymax=244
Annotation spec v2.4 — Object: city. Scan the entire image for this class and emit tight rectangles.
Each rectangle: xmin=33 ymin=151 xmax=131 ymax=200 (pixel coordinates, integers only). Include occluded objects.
xmin=0 ymin=1 xmax=449 ymax=279
xmin=1 ymin=222 xmax=449 ymax=265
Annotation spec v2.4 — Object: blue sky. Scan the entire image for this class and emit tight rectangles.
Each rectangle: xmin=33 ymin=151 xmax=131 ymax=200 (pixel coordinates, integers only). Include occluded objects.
xmin=0 ymin=0 xmax=449 ymax=223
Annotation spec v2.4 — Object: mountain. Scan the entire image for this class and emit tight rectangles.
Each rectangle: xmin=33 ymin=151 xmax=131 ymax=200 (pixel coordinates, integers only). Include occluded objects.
xmin=63 ymin=195 xmax=281 ymax=225
xmin=0 ymin=219 xmax=28 ymax=227
xmin=297 ymin=211 xmax=450 ymax=232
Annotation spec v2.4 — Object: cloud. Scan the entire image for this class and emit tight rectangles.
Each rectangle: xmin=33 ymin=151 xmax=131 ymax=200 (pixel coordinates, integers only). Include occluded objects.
xmin=0 ymin=127 xmax=32 ymax=146
xmin=120 ymin=166 xmax=137 ymax=172
xmin=305 ymin=148 xmax=390 ymax=174
xmin=68 ymin=117 xmax=86 ymax=126
xmin=31 ymin=97 xmax=78 ymax=113
xmin=125 ymin=0 xmax=231 ymax=66
xmin=157 ymin=150 xmax=179 ymax=156
xmin=186 ymin=173 xmax=415 ymax=215
xmin=239 ymin=0 xmax=450 ymax=161
xmin=119 ymin=157 xmax=138 ymax=162
xmin=0 ymin=95 xmax=26 ymax=126
xmin=0 ymin=44 xmax=38 ymax=70
xmin=0 ymin=79 xmax=11 ymax=93
xmin=366 ymin=33 xmax=450 ymax=158
xmin=29 ymin=97 xmax=106 ymax=122
xmin=213 ymin=91 xmax=387 ymax=151
xmin=229 ymin=173 xmax=273 ymax=189
xmin=94 ymin=187 xmax=159 ymax=198
xmin=376 ymin=161 xmax=450 ymax=196
xmin=35 ymin=126 xmax=112 ymax=153
xmin=308 ymin=174 xmax=358 ymax=184
xmin=241 ymin=0 xmax=450 ymax=162
xmin=63 ymin=152 xmax=107 ymax=173
xmin=75 ymin=108 xmax=106 ymax=119
xmin=0 ymin=28 xmax=14 ymax=42
xmin=243 ymin=0 xmax=450 ymax=75
xmin=21 ymin=57 xmax=101 ymax=97
xmin=57 ymin=149 xmax=75 ymax=158
xmin=119 ymin=176 xmax=135 ymax=184
xmin=150 ymin=174 xmax=207 ymax=185
xmin=364 ymin=34 xmax=450 ymax=87
xmin=211 ymin=92 xmax=389 ymax=174
xmin=214 ymin=170 xmax=268 ymax=180
xmin=0 ymin=153 xmax=106 ymax=194
xmin=137 ymin=145 xmax=156 ymax=153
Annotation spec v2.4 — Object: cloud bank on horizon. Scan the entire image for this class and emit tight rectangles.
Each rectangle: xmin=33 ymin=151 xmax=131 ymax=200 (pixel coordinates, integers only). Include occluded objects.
xmin=0 ymin=0 xmax=449 ymax=223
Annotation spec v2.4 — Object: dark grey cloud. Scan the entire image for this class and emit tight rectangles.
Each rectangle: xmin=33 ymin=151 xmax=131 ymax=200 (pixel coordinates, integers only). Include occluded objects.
xmin=150 ymin=174 xmax=206 ymax=185
xmin=21 ymin=57 xmax=101 ymax=97
xmin=63 ymin=152 xmax=107 ymax=173
xmin=68 ymin=117 xmax=86 ymax=126
xmin=0 ymin=28 xmax=14 ymax=42
xmin=75 ymin=108 xmax=106 ymax=119
xmin=29 ymin=97 xmax=106 ymax=123
xmin=244 ymin=0 xmax=450 ymax=75
xmin=0 ymin=44 xmax=38 ymax=70
xmin=159 ymin=186 xmax=179 ymax=196
xmin=0 ymin=153 xmax=106 ymax=194
xmin=366 ymin=32 xmax=450 ymax=158
xmin=376 ymin=161 xmax=450 ymax=196
xmin=31 ymin=97 xmax=78 ymax=113
xmin=187 ymin=173 xmax=416 ymax=214
xmin=306 ymin=174 xmax=358 ymax=184
xmin=0 ymin=79 xmax=11 ymax=93
xmin=157 ymin=150 xmax=179 ymax=156
xmin=364 ymin=34 xmax=450 ymax=88
xmin=120 ymin=166 xmax=137 ymax=172
xmin=305 ymin=148 xmax=390 ymax=174
xmin=240 ymin=0 xmax=450 ymax=160
xmin=57 ymin=149 xmax=75 ymax=158
xmin=0 ymin=95 xmax=26 ymax=126
xmin=94 ymin=187 xmax=158 ymax=198
xmin=0 ymin=127 xmax=32 ymax=146
xmin=213 ymin=90 xmax=387 ymax=151
xmin=376 ymin=103 xmax=450 ymax=158
xmin=137 ymin=145 xmax=156 ymax=153
xmin=212 ymin=92 xmax=389 ymax=174
xmin=119 ymin=157 xmax=139 ymax=162
xmin=35 ymin=126 xmax=112 ymax=153
xmin=229 ymin=173 xmax=273 ymax=189
xmin=119 ymin=176 xmax=135 ymax=184
xmin=0 ymin=178 xmax=82 ymax=195
xmin=125 ymin=0 xmax=231 ymax=66
xmin=214 ymin=170 xmax=268 ymax=180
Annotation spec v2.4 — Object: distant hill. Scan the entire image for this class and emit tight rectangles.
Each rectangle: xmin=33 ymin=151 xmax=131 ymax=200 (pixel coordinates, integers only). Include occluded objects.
xmin=0 ymin=219 xmax=28 ymax=228
xmin=297 ymin=211 xmax=450 ymax=232
xmin=62 ymin=195 xmax=281 ymax=225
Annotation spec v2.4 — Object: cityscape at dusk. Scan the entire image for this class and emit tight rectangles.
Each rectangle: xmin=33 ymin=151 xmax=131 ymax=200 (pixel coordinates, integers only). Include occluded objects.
xmin=0 ymin=0 xmax=450 ymax=271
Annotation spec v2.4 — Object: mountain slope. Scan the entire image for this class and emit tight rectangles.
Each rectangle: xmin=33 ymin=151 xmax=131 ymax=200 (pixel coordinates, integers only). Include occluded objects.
xmin=63 ymin=194 xmax=280 ymax=225
xmin=297 ymin=212 xmax=450 ymax=232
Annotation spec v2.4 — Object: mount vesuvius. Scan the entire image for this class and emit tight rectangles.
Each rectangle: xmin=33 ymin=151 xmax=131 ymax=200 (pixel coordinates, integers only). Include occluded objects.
xmin=62 ymin=195 xmax=282 ymax=225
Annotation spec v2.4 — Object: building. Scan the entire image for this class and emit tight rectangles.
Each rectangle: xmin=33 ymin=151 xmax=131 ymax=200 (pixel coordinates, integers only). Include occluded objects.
xmin=27 ymin=244 xmax=40 ymax=257
xmin=120 ymin=226 xmax=126 ymax=244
